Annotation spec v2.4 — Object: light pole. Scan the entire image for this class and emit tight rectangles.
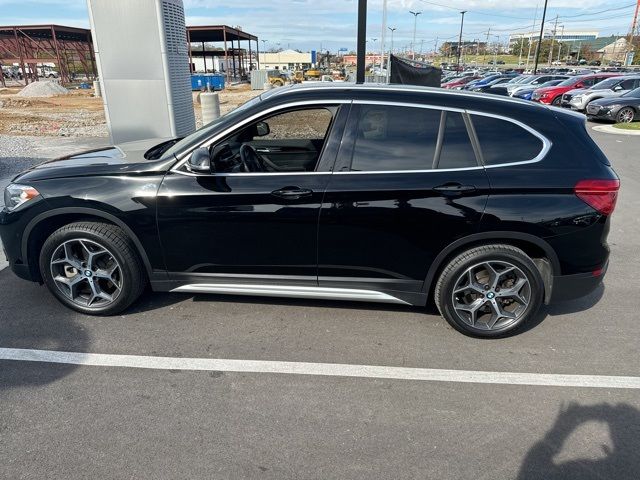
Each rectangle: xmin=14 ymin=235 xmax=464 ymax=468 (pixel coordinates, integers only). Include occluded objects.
xmin=380 ymin=0 xmax=388 ymax=77
xmin=456 ymin=10 xmax=467 ymax=71
xmin=386 ymin=27 xmax=396 ymax=83
xmin=557 ymin=25 xmax=565 ymax=63
xmin=533 ymin=0 xmax=549 ymax=74
xmin=371 ymin=38 xmax=378 ymax=72
xmin=409 ymin=11 xmax=422 ymax=59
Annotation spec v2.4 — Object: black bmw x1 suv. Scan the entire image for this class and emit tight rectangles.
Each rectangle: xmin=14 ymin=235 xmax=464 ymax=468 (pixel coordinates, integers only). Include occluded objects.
xmin=0 ymin=84 xmax=619 ymax=337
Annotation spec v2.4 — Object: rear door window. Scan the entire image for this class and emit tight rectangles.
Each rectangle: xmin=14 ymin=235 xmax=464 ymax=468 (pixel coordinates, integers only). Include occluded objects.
xmin=471 ymin=115 xmax=544 ymax=166
xmin=349 ymin=105 xmax=441 ymax=171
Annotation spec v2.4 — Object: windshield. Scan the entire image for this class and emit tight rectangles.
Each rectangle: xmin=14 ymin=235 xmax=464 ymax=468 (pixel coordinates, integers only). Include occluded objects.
xmin=591 ymin=78 xmax=620 ymax=90
xmin=557 ymin=76 xmax=585 ymax=87
xmin=539 ymin=80 xmax=563 ymax=88
xmin=160 ymin=94 xmax=263 ymax=160
xmin=623 ymin=87 xmax=640 ymax=98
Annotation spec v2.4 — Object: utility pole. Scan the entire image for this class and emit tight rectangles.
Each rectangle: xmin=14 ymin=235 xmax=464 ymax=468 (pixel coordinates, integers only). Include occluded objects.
xmin=625 ymin=0 xmax=640 ymax=66
xmin=533 ymin=0 xmax=549 ymax=74
xmin=409 ymin=11 xmax=422 ymax=59
xmin=549 ymin=14 xmax=559 ymax=66
xmin=456 ymin=11 xmax=467 ymax=71
xmin=484 ymin=28 xmax=491 ymax=67
xmin=434 ymin=36 xmax=438 ymax=55
xmin=386 ymin=26 xmax=396 ymax=83
xmin=356 ymin=0 xmax=366 ymax=83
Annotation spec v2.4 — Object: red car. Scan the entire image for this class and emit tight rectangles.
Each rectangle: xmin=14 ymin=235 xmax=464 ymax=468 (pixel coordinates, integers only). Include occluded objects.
xmin=442 ymin=76 xmax=480 ymax=89
xmin=531 ymin=73 xmax=621 ymax=105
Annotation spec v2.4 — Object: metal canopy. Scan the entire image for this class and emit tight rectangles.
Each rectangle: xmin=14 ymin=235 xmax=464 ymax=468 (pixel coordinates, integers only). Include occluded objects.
xmin=186 ymin=25 xmax=260 ymax=81
xmin=0 ymin=24 xmax=96 ymax=86
xmin=186 ymin=25 xmax=257 ymax=43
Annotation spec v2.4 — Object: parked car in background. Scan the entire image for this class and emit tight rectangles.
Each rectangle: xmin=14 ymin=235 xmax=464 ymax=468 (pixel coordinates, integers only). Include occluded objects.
xmin=465 ymin=73 xmax=517 ymax=91
xmin=487 ymin=75 xmax=531 ymax=96
xmin=511 ymin=79 xmax=566 ymax=100
xmin=532 ymin=73 xmax=621 ymax=105
xmin=587 ymin=87 xmax=640 ymax=123
xmin=564 ymin=75 xmax=640 ymax=111
xmin=469 ymin=76 xmax=519 ymax=93
xmin=0 ymin=84 xmax=619 ymax=337
xmin=507 ymin=74 xmax=569 ymax=96
xmin=442 ymin=75 xmax=480 ymax=89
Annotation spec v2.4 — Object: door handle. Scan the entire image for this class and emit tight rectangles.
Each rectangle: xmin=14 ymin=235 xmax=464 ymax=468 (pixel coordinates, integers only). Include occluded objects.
xmin=433 ymin=183 xmax=477 ymax=194
xmin=271 ymin=187 xmax=313 ymax=199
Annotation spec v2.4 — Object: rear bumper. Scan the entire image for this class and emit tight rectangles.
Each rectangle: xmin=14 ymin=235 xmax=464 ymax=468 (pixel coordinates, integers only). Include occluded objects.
xmin=549 ymin=263 xmax=607 ymax=303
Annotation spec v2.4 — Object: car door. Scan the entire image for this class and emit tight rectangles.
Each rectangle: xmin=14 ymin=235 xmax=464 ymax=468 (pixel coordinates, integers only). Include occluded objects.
xmin=317 ymin=102 xmax=490 ymax=301
xmin=156 ymin=103 xmax=348 ymax=285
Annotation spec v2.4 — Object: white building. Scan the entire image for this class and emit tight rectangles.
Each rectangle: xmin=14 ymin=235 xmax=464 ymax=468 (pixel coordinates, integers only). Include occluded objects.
xmin=258 ymin=50 xmax=313 ymax=70
xmin=509 ymin=31 xmax=598 ymax=44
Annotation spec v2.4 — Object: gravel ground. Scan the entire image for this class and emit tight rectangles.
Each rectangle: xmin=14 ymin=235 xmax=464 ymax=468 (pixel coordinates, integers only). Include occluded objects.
xmin=0 ymin=135 xmax=44 ymax=178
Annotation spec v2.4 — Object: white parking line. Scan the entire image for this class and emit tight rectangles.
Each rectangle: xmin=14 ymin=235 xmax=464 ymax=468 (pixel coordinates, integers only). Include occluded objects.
xmin=2 ymin=347 xmax=640 ymax=389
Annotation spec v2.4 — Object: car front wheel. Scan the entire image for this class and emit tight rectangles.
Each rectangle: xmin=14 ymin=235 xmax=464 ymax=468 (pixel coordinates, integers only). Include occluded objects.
xmin=434 ymin=245 xmax=544 ymax=337
xmin=616 ymin=107 xmax=635 ymax=124
xmin=39 ymin=222 xmax=146 ymax=315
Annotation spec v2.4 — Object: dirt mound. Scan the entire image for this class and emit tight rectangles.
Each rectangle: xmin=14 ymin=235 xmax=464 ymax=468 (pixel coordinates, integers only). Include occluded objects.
xmin=17 ymin=81 xmax=69 ymax=98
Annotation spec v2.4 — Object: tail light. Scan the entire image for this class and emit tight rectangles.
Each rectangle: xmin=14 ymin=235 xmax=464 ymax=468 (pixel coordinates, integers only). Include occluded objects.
xmin=574 ymin=179 xmax=620 ymax=215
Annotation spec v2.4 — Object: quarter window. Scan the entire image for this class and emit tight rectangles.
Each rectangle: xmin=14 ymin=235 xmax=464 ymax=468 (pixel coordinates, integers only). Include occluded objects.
xmin=350 ymin=105 xmax=441 ymax=171
xmin=471 ymin=115 xmax=543 ymax=166
xmin=438 ymin=112 xmax=477 ymax=169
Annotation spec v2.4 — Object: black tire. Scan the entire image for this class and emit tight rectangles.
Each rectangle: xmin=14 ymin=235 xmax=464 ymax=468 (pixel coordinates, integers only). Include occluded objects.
xmin=551 ymin=96 xmax=562 ymax=106
xmin=434 ymin=245 xmax=544 ymax=338
xmin=39 ymin=222 xmax=146 ymax=315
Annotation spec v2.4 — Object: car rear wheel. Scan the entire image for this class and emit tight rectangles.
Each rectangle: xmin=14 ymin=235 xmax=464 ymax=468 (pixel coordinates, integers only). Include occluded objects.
xmin=616 ymin=107 xmax=635 ymax=124
xmin=39 ymin=222 xmax=146 ymax=315
xmin=434 ymin=245 xmax=544 ymax=337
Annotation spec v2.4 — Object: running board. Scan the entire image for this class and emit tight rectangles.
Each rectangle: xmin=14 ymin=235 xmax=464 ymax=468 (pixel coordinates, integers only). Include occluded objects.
xmin=170 ymin=283 xmax=411 ymax=305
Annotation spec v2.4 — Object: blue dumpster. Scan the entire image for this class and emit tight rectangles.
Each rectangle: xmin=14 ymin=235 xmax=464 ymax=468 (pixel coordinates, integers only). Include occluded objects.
xmin=191 ymin=74 xmax=225 ymax=91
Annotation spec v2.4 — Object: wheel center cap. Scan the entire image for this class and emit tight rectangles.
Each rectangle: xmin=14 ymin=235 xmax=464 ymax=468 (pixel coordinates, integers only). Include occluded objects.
xmin=84 ymin=270 xmax=93 ymax=278
xmin=487 ymin=292 xmax=495 ymax=299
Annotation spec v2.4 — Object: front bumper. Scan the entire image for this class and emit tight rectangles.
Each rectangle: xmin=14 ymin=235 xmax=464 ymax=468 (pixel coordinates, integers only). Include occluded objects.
xmin=0 ymin=204 xmax=41 ymax=282
xmin=549 ymin=262 xmax=607 ymax=303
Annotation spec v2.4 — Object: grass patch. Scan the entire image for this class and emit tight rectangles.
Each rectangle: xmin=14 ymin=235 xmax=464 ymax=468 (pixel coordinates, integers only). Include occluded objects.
xmin=612 ymin=122 xmax=640 ymax=130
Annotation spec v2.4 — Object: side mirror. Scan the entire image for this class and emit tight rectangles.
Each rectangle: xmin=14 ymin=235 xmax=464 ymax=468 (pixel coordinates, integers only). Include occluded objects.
xmin=613 ymin=85 xmax=623 ymax=91
xmin=187 ymin=147 xmax=211 ymax=173
xmin=575 ymin=83 xmax=584 ymax=89
xmin=255 ymin=121 xmax=270 ymax=137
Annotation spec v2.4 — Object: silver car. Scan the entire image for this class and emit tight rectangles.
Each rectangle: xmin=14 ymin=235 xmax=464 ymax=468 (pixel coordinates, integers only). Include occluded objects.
xmin=566 ymin=76 xmax=640 ymax=111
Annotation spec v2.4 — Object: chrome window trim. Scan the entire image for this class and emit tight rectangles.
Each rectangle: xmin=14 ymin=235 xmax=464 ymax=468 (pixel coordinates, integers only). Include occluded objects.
xmin=466 ymin=109 xmax=552 ymax=169
xmin=170 ymin=99 xmax=350 ymax=176
xmin=333 ymin=100 xmax=551 ymax=174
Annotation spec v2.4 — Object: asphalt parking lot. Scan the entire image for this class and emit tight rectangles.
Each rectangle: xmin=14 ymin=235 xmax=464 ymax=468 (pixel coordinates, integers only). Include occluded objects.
xmin=1 ymin=126 xmax=639 ymax=479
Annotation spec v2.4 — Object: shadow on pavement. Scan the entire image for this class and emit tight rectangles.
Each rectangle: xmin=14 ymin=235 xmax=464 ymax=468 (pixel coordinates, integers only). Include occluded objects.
xmin=0 ymin=269 xmax=90 ymax=390
xmin=518 ymin=402 xmax=640 ymax=480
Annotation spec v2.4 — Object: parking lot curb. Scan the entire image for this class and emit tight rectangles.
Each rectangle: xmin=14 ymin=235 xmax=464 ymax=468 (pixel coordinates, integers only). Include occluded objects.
xmin=591 ymin=124 xmax=640 ymax=136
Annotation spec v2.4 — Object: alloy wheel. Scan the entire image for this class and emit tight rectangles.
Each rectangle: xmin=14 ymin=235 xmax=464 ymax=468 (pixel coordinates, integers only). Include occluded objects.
xmin=49 ymin=238 xmax=123 ymax=308
xmin=451 ymin=261 xmax=531 ymax=331
xmin=617 ymin=108 xmax=635 ymax=124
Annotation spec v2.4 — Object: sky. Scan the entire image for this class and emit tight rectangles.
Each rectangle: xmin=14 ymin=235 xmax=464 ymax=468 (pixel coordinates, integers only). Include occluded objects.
xmin=0 ymin=0 xmax=636 ymax=52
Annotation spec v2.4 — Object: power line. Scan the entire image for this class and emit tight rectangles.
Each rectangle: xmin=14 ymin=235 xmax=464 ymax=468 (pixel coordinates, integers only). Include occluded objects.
xmin=416 ymin=0 xmax=531 ymax=20
xmin=558 ymin=3 xmax=636 ymax=19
